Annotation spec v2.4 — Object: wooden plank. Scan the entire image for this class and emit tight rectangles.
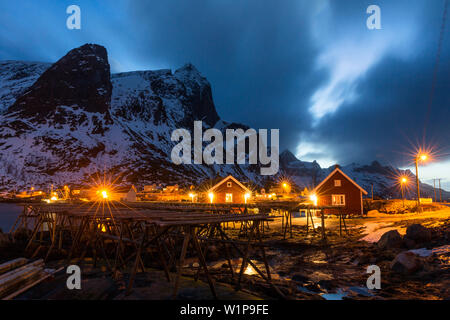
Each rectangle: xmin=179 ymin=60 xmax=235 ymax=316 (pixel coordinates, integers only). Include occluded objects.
xmin=0 ymin=258 xmax=28 ymax=276
xmin=0 ymin=266 xmax=42 ymax=298
xmin=3 ymin=267 xmax=64 ymax=300
xmin=0 ymin=260 xmax=43 ymax=282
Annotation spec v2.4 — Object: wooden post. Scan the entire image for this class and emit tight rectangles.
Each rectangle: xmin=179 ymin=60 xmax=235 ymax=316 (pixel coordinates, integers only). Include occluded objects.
xmin=172 ymin=227 xmax=190 ymax=299
xmin=320 ymin=210 xmax=326 ymax=241
xmin=191 ymin=226 xmax=217 ymax=299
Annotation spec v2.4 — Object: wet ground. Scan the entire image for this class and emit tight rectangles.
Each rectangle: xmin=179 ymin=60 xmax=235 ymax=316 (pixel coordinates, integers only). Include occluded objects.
xmin=1 ymin=208 xmax=449 ymax=300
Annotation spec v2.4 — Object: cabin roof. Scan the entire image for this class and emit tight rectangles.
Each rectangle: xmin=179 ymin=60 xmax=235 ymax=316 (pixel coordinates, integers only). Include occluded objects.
xmin=312 ymin=167 xmax=368 ymax=195
xmin=208 ymin=175 xmax=251 ymax=193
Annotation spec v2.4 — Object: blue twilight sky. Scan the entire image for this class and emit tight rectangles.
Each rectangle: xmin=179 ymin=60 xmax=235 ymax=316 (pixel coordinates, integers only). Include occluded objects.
xmin=0 ymin=0 xmax=449 ymax=188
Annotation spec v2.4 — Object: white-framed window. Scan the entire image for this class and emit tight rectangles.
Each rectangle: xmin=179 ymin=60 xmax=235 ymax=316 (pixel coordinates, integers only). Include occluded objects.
xmin=334 ymin=180 xmax=341 ymax=187
xmin=332 ymin=194 xmax=345 ymax=206
xmin=225 ymin=193 xmax=233 ymax=203
xmin=227 ymin=182 xmax=232 ymax=187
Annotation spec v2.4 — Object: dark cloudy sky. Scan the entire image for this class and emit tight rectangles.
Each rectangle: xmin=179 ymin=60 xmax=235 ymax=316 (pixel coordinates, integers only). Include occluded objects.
xmin=0 ymin=0 xmax=449 ymax=187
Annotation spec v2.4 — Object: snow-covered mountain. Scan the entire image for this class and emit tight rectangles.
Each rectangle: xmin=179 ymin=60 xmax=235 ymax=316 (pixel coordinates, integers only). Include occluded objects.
xmin=0 ymin=60 xmax=51 ymax=112
xmin=279 ymin=150 xmax=450 ymax=199
xmin=0 ymin=43 xmax=448 ymax=199
xmin=0 ymin=44 xmax=259 ymax=190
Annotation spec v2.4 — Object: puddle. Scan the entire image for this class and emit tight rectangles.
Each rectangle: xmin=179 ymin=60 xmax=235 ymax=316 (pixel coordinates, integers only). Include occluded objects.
xmin=347 ymin=286 xmax=374 ymax=297
xmin=297 ymin=286 xmax=318 ymax=294
xmin=297 ymin=286 xmax=374 ymax=299
xmin=244 ymin=263 xmax=258 ymax=275
xmin=320 ymin=289 xmax=347 ymax=300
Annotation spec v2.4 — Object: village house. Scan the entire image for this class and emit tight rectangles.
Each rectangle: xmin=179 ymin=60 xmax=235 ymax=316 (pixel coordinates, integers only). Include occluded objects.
xmin=207 ymin=175 xmax=252 ymax=204
xmin=112 ymin=185 xmax=137 ymax=202
xmin=312 ymin=166 xmax=368 ymax=215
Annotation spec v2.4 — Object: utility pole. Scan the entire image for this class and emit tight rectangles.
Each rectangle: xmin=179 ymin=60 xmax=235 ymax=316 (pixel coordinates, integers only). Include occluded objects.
xmin=438 ymin=179 xmax=442 ymax=202
xmin=401 ymin=182 xmax=405 ymax=207
xmin=433 ymin=179 xmax=437 ymax=202
xmin=371 ymin=184 xmax=374 ymax=201
xmin=415 ymin=157 xmax=421 ymax=211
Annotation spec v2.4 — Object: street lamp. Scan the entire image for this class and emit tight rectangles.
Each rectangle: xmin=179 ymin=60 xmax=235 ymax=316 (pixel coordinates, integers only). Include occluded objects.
xmin=415 ymin=153 xmax=428 ymax=212
xmin=310 ymin=194 xmax=318 ymax=206
xmin=244 ymin=193 xmax=250 ymax=204
xmin=281 ymin=182 xmax=291 ymax=194
xmin=400 ymin=177 xmax=408 ymax=207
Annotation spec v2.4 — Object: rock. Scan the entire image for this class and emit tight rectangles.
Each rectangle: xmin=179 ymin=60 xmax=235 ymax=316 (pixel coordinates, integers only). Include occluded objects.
xmin=292 ymin=274 xmax=309 ymax=283
xmin=367 ymin=210 xmax=380 ymax=216
xmin=390 ymin=251 xmax=423 ymax=274
xmin=377 ymin=230 xmax=403 ymax=249
xmin=404 ymin=238 xmax=416 ymax=249
xmin=405 ymin=224 xmax=432 ymax=243
xmin=317 ymin=279 xmax=333 ymax=290
xmin=8 ymin=44 xmax=113 ymax=119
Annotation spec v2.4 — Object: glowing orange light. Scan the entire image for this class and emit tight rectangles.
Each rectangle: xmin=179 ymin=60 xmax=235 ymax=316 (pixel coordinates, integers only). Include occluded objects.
xmin=244 ymin=193 xmax=251 ymax=203
xmin=208 ymin=192 xmax=214 ymax=203
xmin=101 ymin=190 xmax=108 ymax=199
xmin=310 ymin=194 xmax=318 ymax=206
xmin=401 ymin=177 xmax=408 ymax=184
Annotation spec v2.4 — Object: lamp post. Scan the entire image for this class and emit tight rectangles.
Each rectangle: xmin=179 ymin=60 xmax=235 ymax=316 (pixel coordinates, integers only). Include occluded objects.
xmin=415 ymin=154 xmax=428 ymax=212
xmin=400 ymin=177 xmax=407 ymax=207
xmin=208 ymin=192 xmax=214 ymax=204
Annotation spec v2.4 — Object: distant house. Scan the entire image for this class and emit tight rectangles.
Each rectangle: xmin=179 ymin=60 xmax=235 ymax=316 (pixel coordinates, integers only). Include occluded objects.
xmin=312 ymin=166 xmax=368 ymax=215
xmin=207 ymin=175 xmax=251 ymax=203
xmin=143 ymin=184 xmax=157 ymax=192
xmin=152 ymin=184 xmax=186 ymax=202
xmin=114 ymin=185 xmax=137 ymax=202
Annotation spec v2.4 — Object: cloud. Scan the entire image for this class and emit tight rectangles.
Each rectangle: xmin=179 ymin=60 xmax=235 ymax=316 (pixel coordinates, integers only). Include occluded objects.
xmin=307 ymin=0 xmax=420 ymax=122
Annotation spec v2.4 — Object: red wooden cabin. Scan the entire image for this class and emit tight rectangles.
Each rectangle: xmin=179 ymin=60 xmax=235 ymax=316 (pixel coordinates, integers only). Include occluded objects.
xmin=312 ymin=167 xmax=368 ymax=215
xmin=207 ymin=175 xmax=251 ymax=203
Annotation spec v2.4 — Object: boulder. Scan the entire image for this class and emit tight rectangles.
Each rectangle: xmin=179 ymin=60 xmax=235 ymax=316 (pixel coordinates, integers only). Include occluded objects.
xmin=377 ymin=230 xmax=403 ymax=249
xmin=390 ymin=251 xmax=423 ymax=274
xmin=367 ymin=210 xmax=380 ymax=216
xmin=292 ymin=274 xmax=309 ymax=283
xmin=404 ymin=238 xmax=417 ymax=249
xmin=405 ymin=224 xmax=432 ymax=243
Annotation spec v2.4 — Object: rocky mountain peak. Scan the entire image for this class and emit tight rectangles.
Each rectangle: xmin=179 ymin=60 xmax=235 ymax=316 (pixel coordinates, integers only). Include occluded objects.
xmin=280 ymin=150 xmax=299 ymax=164
xmin=174 ymin=63 xmax=203 ymax=80
xmin=7 ymin=43 xmax=112 ymax=120
xmin=174 ymin=63 xmax=219 ymax=127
